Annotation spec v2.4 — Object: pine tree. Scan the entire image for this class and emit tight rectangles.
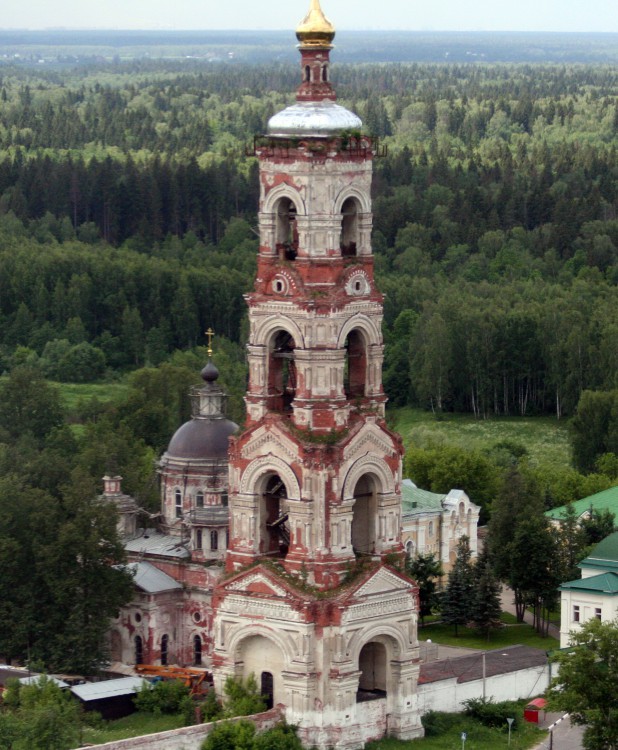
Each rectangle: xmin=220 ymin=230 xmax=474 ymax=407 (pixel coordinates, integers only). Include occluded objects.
xmin=471 ymin=549 xmax=503 ymax=640
xmin=441 ymin=536 xmax=475 ymax=636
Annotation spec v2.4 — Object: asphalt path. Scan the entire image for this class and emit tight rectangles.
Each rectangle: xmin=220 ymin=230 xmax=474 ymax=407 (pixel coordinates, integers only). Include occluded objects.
xmin=532 ymin=712 xmax=584 ymax=750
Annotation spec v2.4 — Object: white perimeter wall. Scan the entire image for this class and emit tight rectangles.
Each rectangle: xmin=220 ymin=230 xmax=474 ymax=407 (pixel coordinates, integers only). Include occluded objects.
xmin=417 ymin=664 xmax=551 ymax=714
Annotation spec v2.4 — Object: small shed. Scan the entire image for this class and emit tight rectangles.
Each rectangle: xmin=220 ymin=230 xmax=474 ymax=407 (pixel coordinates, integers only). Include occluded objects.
xmin=70 ymin=677 xmax=149 ymax=720
xmin=524 ymin=697 xmax=547 ymax=724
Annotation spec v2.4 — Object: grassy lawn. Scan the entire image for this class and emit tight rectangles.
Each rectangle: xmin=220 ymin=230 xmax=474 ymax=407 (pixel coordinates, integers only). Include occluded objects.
xmin=418 ymin=619 xmax=558 ymax=651
xmin=80 ymin=712 xmax=185 ymax=745
xmin=366 ymin=710 xmax=545 ymax=750
xmin=390 ymin=407 xmax=570 ymax=471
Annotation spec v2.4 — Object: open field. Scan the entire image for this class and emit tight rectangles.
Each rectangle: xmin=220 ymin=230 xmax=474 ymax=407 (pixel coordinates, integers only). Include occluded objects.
xmin=391 ymin=407 xmax=571 ymax=472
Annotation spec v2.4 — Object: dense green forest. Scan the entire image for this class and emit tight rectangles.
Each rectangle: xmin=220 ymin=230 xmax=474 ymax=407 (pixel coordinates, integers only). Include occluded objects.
xmin=0 ymin=52 xmax=617 ymax=672
xmin=0 ymin=62 xmax=616 ymax=420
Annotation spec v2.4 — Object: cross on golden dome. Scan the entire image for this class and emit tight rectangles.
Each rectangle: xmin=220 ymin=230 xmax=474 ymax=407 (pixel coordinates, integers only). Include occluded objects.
xmin=205 ymin=327 xmax=215 ymax=357
xmin=296 ymin=0 xmax=335 ymax=48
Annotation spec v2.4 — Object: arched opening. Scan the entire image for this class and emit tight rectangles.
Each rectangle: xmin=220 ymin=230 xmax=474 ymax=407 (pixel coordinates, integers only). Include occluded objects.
xmin=161 ymin=634 xmax=169 ymax=666
xmin=175 ymin=489 xmax=182 ymax=518
xmin=344 ymin=329 xmax=367 ymax=399
xmin=259 ymin=473 xmax=290 ymax=557
xmin=194 ymin=635 xmax=202 ymax=666
xmin=238 ymin=636 xmax=284 ymax=708
xmin=275 ymin=197 xmax=298 ymax=260
xmin=340 ymin=197 xmax=360 ymax=256
xmin=405 ymin=540 xmax=415 ymax=559
xmin=304 ymin=65 xmax=311 ymax=82
xmin=134 ymin=635 xmax=143 ymax=665
xmin=268 ymin=329 xmax=296 ymax=413
xmin=261 ymin=672 xmax=274 ymax=710
xmin=196 ymin=491 xmax=204 ymax=508
xmin=351 ymin=474 xmax=378 ymax=556
xmin=196 ymin=529 xmax=203 ymax=549
xmin=321 ymin=64 xmax=328 ymax=82
xmin=357 ymin=641 xmax=387 ymax=702
xmin=210 ymin=529 xmax=218 ymax=551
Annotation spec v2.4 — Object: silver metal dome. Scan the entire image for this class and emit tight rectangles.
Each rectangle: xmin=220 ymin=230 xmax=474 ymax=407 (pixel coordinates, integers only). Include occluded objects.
xmin=267 ymin=100 xmax=362 ymax=138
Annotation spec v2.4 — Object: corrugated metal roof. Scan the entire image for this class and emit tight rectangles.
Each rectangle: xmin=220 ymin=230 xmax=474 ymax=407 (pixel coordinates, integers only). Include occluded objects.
xmin=71 ymin=677 xmax=148 ymax=702
xmin=124 ymin=531 xmax=190 ymax=559
xmin=546 ymin=485 xmax=618 ymax=521
xmin=418 ymin=645 xmax=547 ymax=685
xmin=125 ymin=562 xmax=183 ymax=593
xmin=19 ymin=675 xmax=69 ymax=689
xmin=401 ymin=479 xmax=445 ymax=516
xmin=560 ymin=571 xmax=618 ymax=594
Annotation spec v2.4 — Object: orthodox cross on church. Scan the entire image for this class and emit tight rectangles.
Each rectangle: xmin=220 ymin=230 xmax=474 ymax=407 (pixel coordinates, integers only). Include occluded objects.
xmin=205 ymin=327 xmax=215 ymax=358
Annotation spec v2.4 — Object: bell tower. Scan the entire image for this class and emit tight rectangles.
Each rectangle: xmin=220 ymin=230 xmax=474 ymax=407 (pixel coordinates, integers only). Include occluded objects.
xmin=212 ymin=3 xmax=423 ymax=746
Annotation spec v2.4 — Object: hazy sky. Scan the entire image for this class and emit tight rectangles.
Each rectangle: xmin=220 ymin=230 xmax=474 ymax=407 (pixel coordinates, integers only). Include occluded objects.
xmin=2 ymin=0 xmax=617 ymax=33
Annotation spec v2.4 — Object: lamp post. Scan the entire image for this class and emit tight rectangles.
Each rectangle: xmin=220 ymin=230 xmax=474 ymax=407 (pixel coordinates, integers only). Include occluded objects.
xmin=507 ymin=717 xmax=514 ymax=746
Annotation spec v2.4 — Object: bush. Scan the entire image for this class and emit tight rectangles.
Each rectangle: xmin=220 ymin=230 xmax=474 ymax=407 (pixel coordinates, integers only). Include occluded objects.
xmin=421 ymin=710 xmax=462 ymax=737
xmin=223 ymin=674 xmax=266 ymax=718
xmin=462 ymin=697 xmax=519 ymax=729
xmin=201 ymin=719 xmax=256 ymax=750
xmin=134 ymin=679 xmax=191 ymax=715
xmin=200 ymin=689 xmax=224 ymax=722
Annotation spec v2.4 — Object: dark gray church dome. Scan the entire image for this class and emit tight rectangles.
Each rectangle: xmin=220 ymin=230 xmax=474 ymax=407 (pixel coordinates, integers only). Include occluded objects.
xmin=165 ymin=417 xmax=238 ymax=461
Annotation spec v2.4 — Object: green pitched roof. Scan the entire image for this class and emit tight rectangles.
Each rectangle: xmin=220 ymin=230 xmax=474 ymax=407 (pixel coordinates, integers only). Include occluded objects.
xmin=545 ymin=484 xmax=618 ymax=521
xmin=560 ymin=571 xmax=618 ymax=594
xmin=401 ymin=481 xmax=445 ymax=516
xmin=578 ymin=531 xmax=618 ymax=574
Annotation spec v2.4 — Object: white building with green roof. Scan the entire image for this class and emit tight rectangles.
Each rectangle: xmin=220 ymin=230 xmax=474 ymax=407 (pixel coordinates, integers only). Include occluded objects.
xmin=546 ymin=485 xmax=618 ymax=524
xmin=559 ymin=531 xmax=618 ymax=647
xmin=401 ymin=479 xmax=480 ymax=573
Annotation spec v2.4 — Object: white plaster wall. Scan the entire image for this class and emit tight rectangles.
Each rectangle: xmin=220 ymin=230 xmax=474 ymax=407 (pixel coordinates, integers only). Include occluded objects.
xmin=417 ymin=665 xmax=551 ymax=714
xmin=74 ymin=709 xmax=282 ymax=750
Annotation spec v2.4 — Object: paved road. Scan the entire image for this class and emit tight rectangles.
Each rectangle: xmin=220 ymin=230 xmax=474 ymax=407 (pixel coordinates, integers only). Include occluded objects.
xmin=532 ymin=712 xmax=584 ymax=750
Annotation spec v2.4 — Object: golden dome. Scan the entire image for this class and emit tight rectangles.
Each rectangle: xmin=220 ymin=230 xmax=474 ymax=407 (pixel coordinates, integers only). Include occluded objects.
xmin=296 ymin=0 xmax=335 ymax=47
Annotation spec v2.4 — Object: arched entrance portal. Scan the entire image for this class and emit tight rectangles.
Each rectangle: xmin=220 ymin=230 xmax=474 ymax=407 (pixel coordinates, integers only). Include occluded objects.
xmin=238 ymin=635 xmax=284 ymax=709
xmin=357 ymin=641 xmax=387 ymax=702
xmin=351 ymin=474 xmax=378 ymax=556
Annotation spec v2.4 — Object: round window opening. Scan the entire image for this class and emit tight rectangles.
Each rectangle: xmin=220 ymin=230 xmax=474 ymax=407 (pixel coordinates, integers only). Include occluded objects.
xmin=193 ymin=612 xmax=201 ymax=624
xmin=134 ymin=613 xmax=142 ymax=623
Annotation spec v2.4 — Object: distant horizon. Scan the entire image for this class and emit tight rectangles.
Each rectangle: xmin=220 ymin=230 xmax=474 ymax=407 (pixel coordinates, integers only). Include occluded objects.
xmin=2 ymin=27 xmax=618 ymax=35
xmin=2 ymin=0 xmax=617 ymax=34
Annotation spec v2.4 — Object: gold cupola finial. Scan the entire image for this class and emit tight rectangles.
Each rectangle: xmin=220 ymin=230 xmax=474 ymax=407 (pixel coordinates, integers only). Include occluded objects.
xmin=296 ymin=0 xmax=335 ymax=48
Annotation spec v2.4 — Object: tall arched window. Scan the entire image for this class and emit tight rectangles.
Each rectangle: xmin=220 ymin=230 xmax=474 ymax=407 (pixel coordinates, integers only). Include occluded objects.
xmin=268 ymin=330 xmax=296 ymax=412
xmin=210 ymin=530 xmax=218 ymax=551
xmin=260 ymin=474 xmax=290 ymax=558
xmin=196 ymin=491 xmax=204 ymax=508
xmin=340 ymin=197 xmax=360 ymax=256
xmin=344 ymin=329 xmax=367 ymax=399
xmin=175 ymin=489 xmax=182 ymax=518
xmin=275 ymin=198 xmax=298 ymax=260
xmin=351 ymin=474 xmax=378 ymax=555
xmin=135 ymin=635 xmax=143 ymax=665
xmin=196 ymin=529 xmax=203 ymax=549
xmin=193 ymin=635 xmax=202 ymax=666
xmin=161 ymin=634 xmax=169 ymax=666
